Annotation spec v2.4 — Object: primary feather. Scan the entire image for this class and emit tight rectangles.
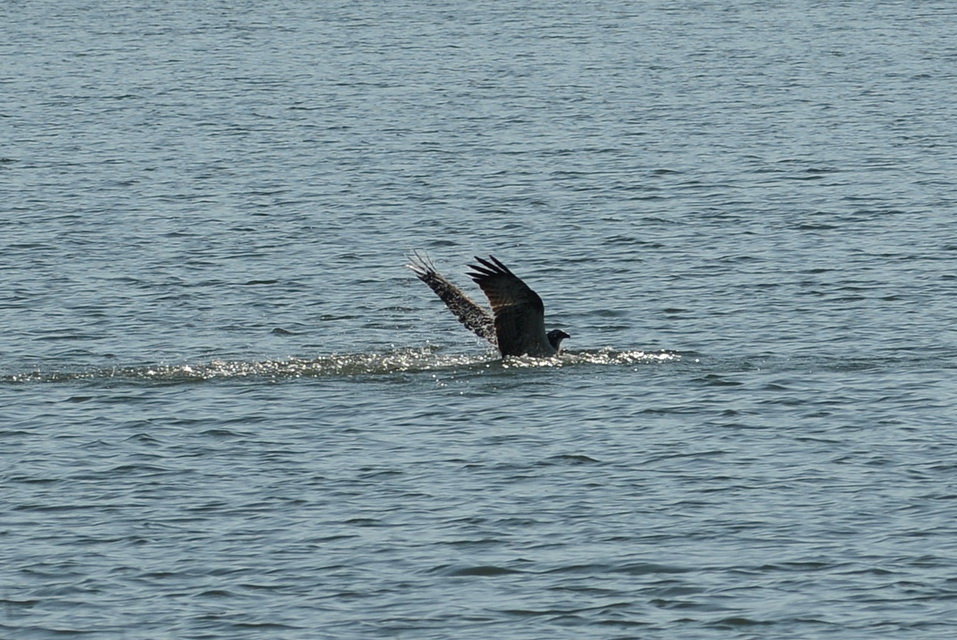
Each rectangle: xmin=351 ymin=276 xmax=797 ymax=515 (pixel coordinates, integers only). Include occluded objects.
xmin=407 ymin=251 xmax=497 ymax=346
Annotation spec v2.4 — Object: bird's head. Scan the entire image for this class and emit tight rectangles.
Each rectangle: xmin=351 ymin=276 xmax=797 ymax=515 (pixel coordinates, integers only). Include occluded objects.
xmin=547 ymin=329 xmax=571 ymax=352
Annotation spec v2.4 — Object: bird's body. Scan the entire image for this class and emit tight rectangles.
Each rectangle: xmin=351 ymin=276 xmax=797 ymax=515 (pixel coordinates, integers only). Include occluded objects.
xmin=408 ymin=253 xmax=569 ymax=358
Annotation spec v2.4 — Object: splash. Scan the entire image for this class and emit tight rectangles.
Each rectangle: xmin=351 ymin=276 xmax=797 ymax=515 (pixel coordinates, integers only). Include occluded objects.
xmin=2 ymin=347 xmax=679 ymax=384
xmin=501 ymin=348 xmax=680 ymax=368
xmin=2 ymin=348 xmax=484 ymax=383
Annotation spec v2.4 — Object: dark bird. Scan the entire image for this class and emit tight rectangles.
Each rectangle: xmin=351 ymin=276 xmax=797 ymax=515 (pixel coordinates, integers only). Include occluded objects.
xmin=408 ymin=253 xmax=569 ymax=357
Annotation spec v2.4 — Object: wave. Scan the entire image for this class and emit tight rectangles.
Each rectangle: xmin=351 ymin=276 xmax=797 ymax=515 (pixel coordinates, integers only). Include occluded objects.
xmin=2 ymin=347 xmax=680 ymax=384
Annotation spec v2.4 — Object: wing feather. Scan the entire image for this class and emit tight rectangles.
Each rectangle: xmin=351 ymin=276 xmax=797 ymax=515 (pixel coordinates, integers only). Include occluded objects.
xmin=407 ymin=252 xmax=497 ymax=346
xmin=467 ymin=255 xmax=553 ymax=357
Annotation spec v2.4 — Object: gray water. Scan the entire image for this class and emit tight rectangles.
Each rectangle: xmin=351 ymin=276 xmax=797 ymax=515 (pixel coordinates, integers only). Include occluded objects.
xmin=3 ymin=1 xmax=957 ymax=638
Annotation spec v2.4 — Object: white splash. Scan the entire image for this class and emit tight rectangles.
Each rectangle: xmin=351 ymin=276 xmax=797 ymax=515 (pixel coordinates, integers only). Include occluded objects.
xmin=4 ymin=347 xmax=679 ymax=383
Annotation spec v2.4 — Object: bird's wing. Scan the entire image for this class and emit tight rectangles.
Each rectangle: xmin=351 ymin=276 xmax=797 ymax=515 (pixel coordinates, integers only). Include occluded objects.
xmin=467 ymin=255 xmax=552 ymax=357
xmin=407 ymin=251 xmax=498 ymax=346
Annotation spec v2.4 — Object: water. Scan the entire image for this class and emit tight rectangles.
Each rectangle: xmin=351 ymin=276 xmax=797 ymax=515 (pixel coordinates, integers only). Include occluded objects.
xmin=3 ymin=0 xmax=957 ymax=638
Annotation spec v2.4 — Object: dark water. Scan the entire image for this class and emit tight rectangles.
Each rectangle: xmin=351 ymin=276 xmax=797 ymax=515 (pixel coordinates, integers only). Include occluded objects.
xmin=3 ymin=1 xmax=957 ymax=638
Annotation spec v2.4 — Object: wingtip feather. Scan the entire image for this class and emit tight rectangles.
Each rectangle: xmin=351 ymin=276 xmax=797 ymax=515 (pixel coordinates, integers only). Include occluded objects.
xmin=470 ymin=254 xmax=514 ymax=278
xmin=406 ymin=250 xmax=437 ymax=277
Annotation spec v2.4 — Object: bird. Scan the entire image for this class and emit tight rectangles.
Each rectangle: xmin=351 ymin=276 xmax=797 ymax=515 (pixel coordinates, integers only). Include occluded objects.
xmin=408 ymin=252 xmax=569 ymax=357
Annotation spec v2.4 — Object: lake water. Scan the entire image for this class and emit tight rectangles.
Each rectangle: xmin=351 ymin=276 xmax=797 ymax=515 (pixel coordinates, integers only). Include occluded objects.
xmin=3 ymin=1 xmax=957 ymax=638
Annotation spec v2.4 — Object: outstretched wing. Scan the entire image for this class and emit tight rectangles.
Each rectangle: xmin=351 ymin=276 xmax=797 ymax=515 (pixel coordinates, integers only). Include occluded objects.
xmin=467 ymin=255 xmax=552 ymax=357
xmin=407 ymin=251 xmax=498 ymax=346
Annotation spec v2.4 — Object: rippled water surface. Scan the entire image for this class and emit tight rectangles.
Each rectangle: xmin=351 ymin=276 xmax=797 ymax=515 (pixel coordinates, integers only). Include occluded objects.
xmin=3 ymin=1 xmax=957 ymax=638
